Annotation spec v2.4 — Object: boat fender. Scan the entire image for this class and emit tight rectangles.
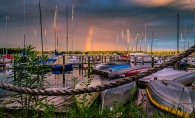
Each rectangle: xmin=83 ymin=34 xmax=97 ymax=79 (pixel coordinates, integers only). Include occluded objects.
xmin=110 ymin=107 xmax=113 ymax=111
xmin=154 ymin=77 xmax=158 ymax=80
xmin=162 ymin=80 xmax=167 ymax=85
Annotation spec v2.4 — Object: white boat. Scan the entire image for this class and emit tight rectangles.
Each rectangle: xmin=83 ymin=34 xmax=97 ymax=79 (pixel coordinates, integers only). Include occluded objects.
xmin=101 ymin=80 xmax=136 ymax=110
xmin=139 ymin=68 xmax=195 ymax=86
xmin=93 ymin=62 xmax=129 ymax=70
xmin=146 ymin=80 xmax=195 ymax=117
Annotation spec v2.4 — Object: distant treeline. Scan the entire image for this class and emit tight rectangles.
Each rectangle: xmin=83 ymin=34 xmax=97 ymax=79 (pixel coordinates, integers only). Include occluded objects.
xmin=0 ymin=47 xmax=189 ymax=56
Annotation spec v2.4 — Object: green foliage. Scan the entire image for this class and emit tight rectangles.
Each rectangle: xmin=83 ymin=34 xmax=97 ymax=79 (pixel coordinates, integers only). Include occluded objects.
xmin=7 ymin=45 xmax=51 ymax=110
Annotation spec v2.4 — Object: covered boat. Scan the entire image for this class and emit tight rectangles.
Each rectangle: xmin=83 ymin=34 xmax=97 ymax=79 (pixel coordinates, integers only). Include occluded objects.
xmin=100 ymin=80 xmax=136 ymax=110
xmin=75 ymin=79 xmax=101 ymax=108
xmin=125 ymin=68 xmax=149 ymax=77
xmin=146 ymin=80 xmax=195 ymax=117
xmin=52 ymin=56 xmax=73 ymax=72
xmin=52 ymin=64 xmax=72 ymax=72
xmin=108 ymin=65 xmax=151 ymax=79
xmin=93 ymin=62 xmax=130 ymax=70
xmin=108 ymin=64 xmax=131 ymax=72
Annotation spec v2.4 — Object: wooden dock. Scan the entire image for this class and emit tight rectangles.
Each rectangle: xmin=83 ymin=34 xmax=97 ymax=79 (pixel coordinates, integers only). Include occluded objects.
xmin=0 ymin=94 xmax=74 ymax=112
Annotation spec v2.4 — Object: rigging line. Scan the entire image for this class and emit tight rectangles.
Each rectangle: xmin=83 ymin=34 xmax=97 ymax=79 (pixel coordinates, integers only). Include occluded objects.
xmin=57 ymin=7 xmax=61 ymax=52
xmin=139 ymin=29 xmax=145 ymax=51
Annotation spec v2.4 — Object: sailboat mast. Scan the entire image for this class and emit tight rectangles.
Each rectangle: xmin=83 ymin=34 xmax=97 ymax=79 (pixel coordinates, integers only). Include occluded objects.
xmin=66 ymin=3 xmax=69 ymax=53
xmin=187 ymin=34 xmax=190 ymax=48
xmin=2 ymin=31 xmax=4 ymax=55
xmin=194 ymin=8 xmax=195 ymax=45
xmin=39 ymin=0 xmax=43 ymax=56
xmin=144 ymin=23 xmax=147 ymax=54
xmin=23 ymin=0 xmax=26 ymax=51
xmin=177 ymin=13 xmax=179 ymax=54
xmin=116 ymin=31 xmax=118 ymax=51
xmin=127 ymin=29 xmax=130 ymax=51
xmin=45 ymin=30 xmax=47 ymax=52
xmin=71 ymin=3 xmax=74 ymax=51
xmin=136 ymin=33 xmax=139 ymax=52
xmin=54 ymin=4 xmax=58 ymax=53
xmin=91 ymin=28 xmax=93 ymax=51
xmin=6 ymin=15 xmax=8 ymax=55
xmin=184 ymin=26 xmax=186 ymax=51
xmin=151 ymin=31 xmax=154 ymax=54
xmin=121 ymin=30 xmax=124 ymax=51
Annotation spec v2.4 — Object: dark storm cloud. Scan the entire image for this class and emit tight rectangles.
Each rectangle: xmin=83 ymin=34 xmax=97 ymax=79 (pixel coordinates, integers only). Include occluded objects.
xmin=0 ymin=0 xmax=194 ymax=51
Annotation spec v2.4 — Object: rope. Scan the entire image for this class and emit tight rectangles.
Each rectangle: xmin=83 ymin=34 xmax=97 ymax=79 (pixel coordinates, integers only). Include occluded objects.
xmin=0 ymin=46 xmax=195 ymax=96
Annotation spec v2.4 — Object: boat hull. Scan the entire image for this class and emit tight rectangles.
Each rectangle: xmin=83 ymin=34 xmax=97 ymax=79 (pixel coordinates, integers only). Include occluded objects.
xmin=147 ymin=80 xmax=193 ymax=117
xmin=93 ymin=62 xmax=129 ymax=70
xmin=101 ymin=81 xmax=136 ymax=110
xmin=52 ymin=64 xmax=73 ymax=72
xmin=125 ymin=68 xmax=149 ymax=77
xmin=108 ymin=65 xmax=151 ymax=79
xmin=109 ymin=65 xmax=130 ymax=72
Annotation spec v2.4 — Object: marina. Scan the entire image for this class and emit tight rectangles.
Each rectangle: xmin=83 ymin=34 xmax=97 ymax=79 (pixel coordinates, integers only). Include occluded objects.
xmin=0 ymin=0 xmax=195 ymax=117
xmin=0 ymin=52 xmax=194 ymax=117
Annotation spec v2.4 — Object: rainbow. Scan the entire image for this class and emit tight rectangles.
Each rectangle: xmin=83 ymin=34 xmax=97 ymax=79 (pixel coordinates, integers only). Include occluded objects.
xmin=85 ymin=26 xmax=93 ymax=51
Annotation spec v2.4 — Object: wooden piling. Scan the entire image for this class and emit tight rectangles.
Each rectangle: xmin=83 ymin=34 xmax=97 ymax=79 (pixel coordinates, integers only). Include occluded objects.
xmin=134 ymin=56 xmax=137 ymax=66
xmin=163 ymin=56 xmax=166 ymax=63
xmin=142 ymin=56 xmax=144 ymax=65
xmin=62 ymin=55 xmax=65 ymax=71
xmin=174 ymin=61 xmax=179 ymax=70
xmin=101 ymin=55 xmax=103 ymax=63
xmin=95 ymin=55 xmax=97 ymax=63
xmin=151 ymin=56 xmax=154 ymax=68
xmin=88 ymin=56 xmax=90 ymax=78
xmin=82 ymin=55 xmax=84 ymax=76
xmin=84 ymin=56 xmax=87 ymax=64
xmin=116 ymin=55 xmax=119 ymax=62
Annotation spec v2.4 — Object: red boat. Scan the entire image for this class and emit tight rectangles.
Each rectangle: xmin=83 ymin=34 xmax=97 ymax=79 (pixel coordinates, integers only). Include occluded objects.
xmin=119 ymin=54 xmax=131 ymax=59
xmin=125 ymin=68 xmax=149 ymax=77
xmin=5 ymin=54 xmax=14 ymax=59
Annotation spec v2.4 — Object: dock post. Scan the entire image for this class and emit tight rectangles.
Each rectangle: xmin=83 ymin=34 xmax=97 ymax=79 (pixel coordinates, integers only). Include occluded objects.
xmin=134 ymin=56 xmax=137 ymax=66
xmin=14 ymin=57 xmax=16 ymax=82
xmin=84 ymin=55 xmax=87 ymax=64
xmin=62 ymin=55 xmax=65 ymax=71
xmin=142 ymin=56 xmax=144 ymax=65
xmin=79 ymin=55 xmax=81 ymax=75
xmin=82 ymin=55 xmax=84 ymax=76
xmin=163 ymin=55 xmax=166 ymax=63
xmin=127 ymin=55 xmax=129 ymax=63
xmin=88 ymin=56 xmax=90 ymax=78
xmin=95 ymin=55 xmax=97 ymax=63
xmin=129 ymin=55 xmax=131 ymax=64
xmin=151 ymin=56 xmax=154 ymax=67
xmin=101 ymin=55 xmax=103 ymax=63
xmin=98 ymin=55 xmax=101 ymax=62
xmin=104 ymin=55 xmax=106 ymax=62
xmin=116 ymin=55 xmax=119 ymax=62
xmin=174 ymin=61 xmax=179 ymax=70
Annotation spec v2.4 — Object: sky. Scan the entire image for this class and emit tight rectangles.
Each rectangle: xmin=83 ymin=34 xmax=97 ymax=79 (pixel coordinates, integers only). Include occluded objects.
xmin=0 ymin=0 xmax=195 ymax=52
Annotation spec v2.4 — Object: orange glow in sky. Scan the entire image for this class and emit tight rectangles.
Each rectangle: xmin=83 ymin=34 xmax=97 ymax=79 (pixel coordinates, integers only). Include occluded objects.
xmin=85 ymin=26 xmax=93 ymax=51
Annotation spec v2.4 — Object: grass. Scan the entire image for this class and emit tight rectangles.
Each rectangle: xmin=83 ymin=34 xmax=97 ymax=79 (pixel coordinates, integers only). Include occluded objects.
xmin=0 ymin=96 xmax=181 ymax=118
